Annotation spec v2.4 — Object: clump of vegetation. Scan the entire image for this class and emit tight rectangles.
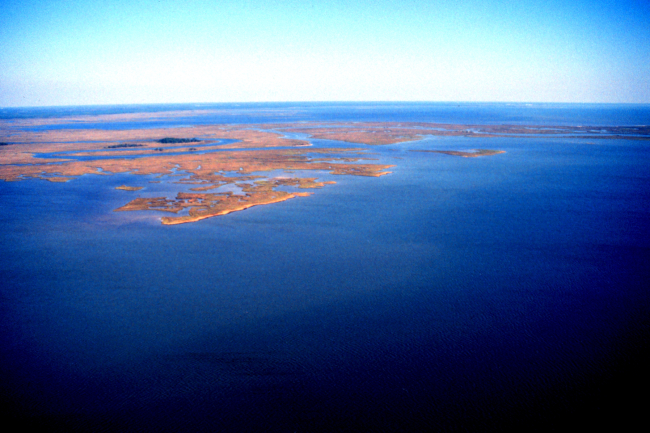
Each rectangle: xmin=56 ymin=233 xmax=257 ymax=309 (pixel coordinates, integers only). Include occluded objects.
xmin=105 ymin=143 xmax=144 ymax=149
xmin=157 ymin=138 xmax=201 ymax=144
xmin=188 ymin=147 xmax=197 ymax=151
xmin=154 ymin=148 xmax=165 ymax=151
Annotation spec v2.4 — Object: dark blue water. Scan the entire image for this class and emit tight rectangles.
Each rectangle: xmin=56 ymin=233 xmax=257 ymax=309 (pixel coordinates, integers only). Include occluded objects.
xmin=1 ymin=104 xmax=649 ymax=431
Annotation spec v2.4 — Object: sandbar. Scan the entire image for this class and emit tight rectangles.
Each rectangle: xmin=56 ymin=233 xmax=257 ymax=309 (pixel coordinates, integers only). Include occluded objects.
xmin=411 ymin=149 xmax=506 ymax=157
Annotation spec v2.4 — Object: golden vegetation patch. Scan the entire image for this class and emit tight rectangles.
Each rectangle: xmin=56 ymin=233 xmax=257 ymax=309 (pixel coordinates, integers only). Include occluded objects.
xmin=0 ymin=121 xmax=394 ymax=224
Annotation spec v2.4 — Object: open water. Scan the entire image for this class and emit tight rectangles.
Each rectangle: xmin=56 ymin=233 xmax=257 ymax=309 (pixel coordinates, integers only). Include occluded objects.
xmin=1 ymin=103 xmax=649 ymax=431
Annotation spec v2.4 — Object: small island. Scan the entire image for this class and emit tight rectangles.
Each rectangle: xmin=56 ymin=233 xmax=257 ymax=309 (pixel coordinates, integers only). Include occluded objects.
xmin=116 ymin=185 xmax=144 ymax=191
xmin=156 ymin=137 xmax=201 ymax=144
xmin=115 ymin=177 xmax=335 ymax=225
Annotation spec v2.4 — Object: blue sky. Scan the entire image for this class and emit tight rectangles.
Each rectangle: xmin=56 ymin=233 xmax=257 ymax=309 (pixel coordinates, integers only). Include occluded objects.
xmin=1 ymin=0 xmax=649 ymax=106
